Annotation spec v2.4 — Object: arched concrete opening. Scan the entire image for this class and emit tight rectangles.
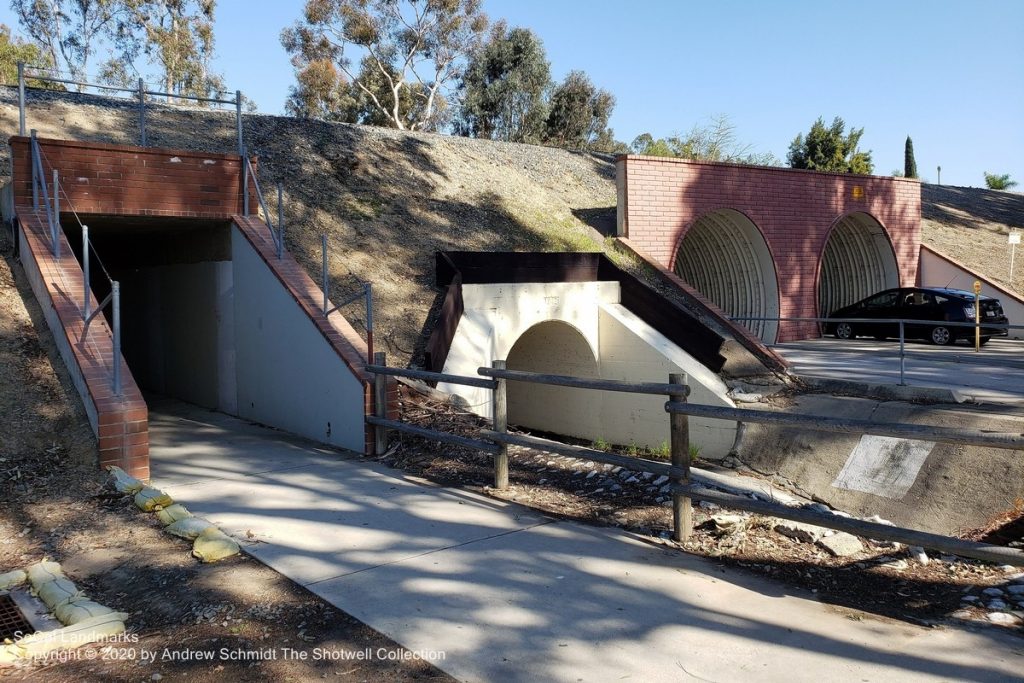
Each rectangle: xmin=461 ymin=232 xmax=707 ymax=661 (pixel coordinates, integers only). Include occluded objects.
xmin=673 ymin=209 xmax=780 ymax=343
xmin=506 ymin=320 xmax=600 ymax=439
xmin=818 ymin=212 xmax=900 ymax=317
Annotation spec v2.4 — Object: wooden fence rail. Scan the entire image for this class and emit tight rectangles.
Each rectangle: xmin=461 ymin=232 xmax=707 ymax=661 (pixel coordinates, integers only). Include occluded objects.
xmin=367 ymin=355 xmax=1024 ymax=567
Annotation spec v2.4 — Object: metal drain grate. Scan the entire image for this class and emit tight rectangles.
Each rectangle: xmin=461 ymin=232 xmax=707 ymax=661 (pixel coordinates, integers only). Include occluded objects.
xmin=0 ymin=593 xmax=35 ymax=640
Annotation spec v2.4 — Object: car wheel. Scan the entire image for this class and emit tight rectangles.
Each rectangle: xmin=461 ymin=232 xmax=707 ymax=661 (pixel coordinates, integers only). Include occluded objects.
xmin=930 ymin=326 xmax=953 ymax=346
xmin=979 ymin=336 xmax=991 ymax=346
xmin=835 ymin=322 xmax=854 ymax=340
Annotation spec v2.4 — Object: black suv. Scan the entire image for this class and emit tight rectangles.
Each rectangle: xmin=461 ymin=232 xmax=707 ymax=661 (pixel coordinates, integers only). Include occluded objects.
xmin=825 ymin=287 xmax=1009 ymax=346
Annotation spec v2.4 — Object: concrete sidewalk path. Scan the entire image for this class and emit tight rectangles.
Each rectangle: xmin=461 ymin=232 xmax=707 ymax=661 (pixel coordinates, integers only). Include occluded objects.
xmin=149 ymin=401 xmax=1024 ymax=682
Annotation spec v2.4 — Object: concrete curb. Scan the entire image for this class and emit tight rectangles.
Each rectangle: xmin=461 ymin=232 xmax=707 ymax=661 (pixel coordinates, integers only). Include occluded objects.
xmin=798 ymin=376 xmax=963 ymax=404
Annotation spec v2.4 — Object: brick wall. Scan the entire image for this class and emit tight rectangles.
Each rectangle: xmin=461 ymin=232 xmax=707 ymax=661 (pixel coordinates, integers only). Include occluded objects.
xmin=17 ymin=209 xmax=149 ymax=479
xmin=617 ymin=156 xmax=922 ymax=341
xmin=10 ymin=136 xmax=257 ymax=218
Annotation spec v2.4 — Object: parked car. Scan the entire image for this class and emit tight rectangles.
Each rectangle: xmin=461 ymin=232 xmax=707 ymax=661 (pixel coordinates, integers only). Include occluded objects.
xmin=825 ymin=287 xmax=1009 ymax=346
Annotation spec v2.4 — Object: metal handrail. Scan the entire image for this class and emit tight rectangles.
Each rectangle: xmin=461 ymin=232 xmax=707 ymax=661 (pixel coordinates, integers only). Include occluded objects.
xmin=17 ymin=62 xmax=244 ymax=154
xmin=241 ymin=153 xmax=282 ymax=257
xmin=29 ymin=131 xmax=59 ymax=257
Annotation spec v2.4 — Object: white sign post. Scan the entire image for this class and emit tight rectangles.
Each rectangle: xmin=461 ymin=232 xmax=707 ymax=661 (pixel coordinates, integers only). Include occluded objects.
xmin=1011 ymin=230 xmax=1021 ymax=283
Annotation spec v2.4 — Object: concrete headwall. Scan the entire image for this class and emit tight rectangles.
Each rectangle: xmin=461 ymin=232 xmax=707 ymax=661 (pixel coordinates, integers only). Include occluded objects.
xmin=919 ymin=244 xmax=1023 ymax=338
xmin=231 ymin=224 xmax=367 ymax=452
xmin=440 ymin=281 xmax=736 ymax=458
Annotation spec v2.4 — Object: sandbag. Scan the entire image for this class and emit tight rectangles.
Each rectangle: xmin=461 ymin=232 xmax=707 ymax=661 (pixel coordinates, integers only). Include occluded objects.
xmin=192 ymin=527 xmax=240 ymax=563
xmin=26 ymin=560 xmax=64 ymax=588
xmin=134 ymin=486 xmax=173 ymax=512
xmin=0 ymin=612 xmax=128 ymax=662
xmin=164 ymin=517 xmax=215 ymax=540
xmin=54 ymin=597 xmax=114 ymax=625
xmin=0 ymin=569 xmax=26 ymax=590
xmin=36 ymin=577 xmax=81 ymax=609
xmin=107 ymin=465 xmax=144 ymax=494
xmin=155 ymin=504 xmax=193 ymax=526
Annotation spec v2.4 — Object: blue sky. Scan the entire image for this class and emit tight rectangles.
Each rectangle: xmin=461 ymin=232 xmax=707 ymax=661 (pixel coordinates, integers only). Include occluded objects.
xmin=3 ymin=0 xmax=1022 ymax=188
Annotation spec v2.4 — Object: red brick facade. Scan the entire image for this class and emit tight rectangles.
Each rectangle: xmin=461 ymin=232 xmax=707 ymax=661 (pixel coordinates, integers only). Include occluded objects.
xmin=10 ymin=136 xmax=256 ymax=218
xmin=11 ymin=137 xmax=382 ymax=479
xmin=617 ymin=156 xmax=921 ymax=341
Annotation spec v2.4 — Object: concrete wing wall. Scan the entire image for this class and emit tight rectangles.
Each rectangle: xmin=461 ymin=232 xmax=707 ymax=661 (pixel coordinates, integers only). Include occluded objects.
xmin=919 ymin=244 xmax=1023 ymax=338
xmin=440 ymin=281 xmax=737 ymax=459
xmin=231 ymin=225 xmax=367 ymax=452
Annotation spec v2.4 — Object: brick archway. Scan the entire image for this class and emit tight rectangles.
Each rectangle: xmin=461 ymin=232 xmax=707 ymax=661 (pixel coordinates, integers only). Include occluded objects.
xmin=616 ymin=155 xmax=921 ymax=341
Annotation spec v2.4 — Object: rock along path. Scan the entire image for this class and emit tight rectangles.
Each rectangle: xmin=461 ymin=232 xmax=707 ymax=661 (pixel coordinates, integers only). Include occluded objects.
xmin=149 ymin=400 xmax=1023 ymax=682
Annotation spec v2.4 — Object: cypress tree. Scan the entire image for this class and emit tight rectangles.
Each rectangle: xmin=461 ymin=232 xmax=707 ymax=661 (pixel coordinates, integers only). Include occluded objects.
xmin=904 ymin=136 xmax=918 ymax=179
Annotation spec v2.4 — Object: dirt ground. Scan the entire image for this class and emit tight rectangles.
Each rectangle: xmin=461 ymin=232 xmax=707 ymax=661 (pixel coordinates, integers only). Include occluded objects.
xmin=381 ymin=384 xmax=1024 ymax=635
xmin=0 ymin=228 xmax=453 ymax=682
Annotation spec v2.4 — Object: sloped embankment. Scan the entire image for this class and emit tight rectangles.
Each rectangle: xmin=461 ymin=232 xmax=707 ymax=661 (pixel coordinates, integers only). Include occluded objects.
xmin=922 ymin=183 xmax=1024 ymax=294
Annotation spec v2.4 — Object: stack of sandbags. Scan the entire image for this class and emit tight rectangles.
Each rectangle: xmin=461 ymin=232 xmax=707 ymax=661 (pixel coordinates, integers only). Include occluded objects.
xmin=0 ymin=560 xmax=128 ymax=664
xmin=107 ymin=467 xmax=241 ymax=563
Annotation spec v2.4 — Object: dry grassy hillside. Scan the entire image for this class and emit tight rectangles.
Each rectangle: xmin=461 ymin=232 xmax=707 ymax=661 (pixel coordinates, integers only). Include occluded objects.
xmin=0 ymin=88 xmax=616 ymax=367
xmin=922 ymin=184 xmax=1023 ymax=294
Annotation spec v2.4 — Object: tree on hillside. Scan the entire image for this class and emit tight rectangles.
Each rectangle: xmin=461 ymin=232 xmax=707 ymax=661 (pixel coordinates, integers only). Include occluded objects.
xmin=629 ymin=115 xmax=778 ymax=166
xmin=984 ymin=172 xmax=1018 ymax=190
xmin=0 ymin=23 xmax=62 ymax=87
xmin=904 ymin=136 xmax=918 ymax=178
xmin=11 ymin=0 xmax=136 ymax=84
xmin=542 ymin=70 xmax=615 ymax=151
xmin=787 ymin=116 xmax=873 ymax=174
xmin=128 ymin=0 xmax=225 ymax=101
xmin=282 ymin=0 xmax=488 ymax=131
xmin=455 ymin=20 xmax=550 ymax=143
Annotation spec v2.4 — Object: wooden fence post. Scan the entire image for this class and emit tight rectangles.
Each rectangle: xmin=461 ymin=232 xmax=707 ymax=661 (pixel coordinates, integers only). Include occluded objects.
xmin=374 ymin=351 xmax=388 ymax=454
xmin=670 ymin=372 xmax=692 ymax=542
xmin=492 ymin=359 xmax=509 ymax=489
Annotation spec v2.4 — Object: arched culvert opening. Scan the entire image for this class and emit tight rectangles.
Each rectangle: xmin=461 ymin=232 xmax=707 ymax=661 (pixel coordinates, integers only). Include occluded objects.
xmin=818 ymin=212 xmax=899 ymax=319
xmin=506 ymin=321 xmax=600 ymax=440
xmin=673 ymin=209 xmax=780 ymax=343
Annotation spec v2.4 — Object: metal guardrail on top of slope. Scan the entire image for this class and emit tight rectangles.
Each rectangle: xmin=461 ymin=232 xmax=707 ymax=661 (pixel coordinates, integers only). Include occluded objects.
xmin=363 ymin=354 xmax=1024 ymax=567
xmin=16 ymin=62 xmax=244 ymax=154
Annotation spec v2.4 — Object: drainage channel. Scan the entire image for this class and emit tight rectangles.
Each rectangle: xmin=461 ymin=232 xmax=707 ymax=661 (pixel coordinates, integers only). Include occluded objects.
xmin=0 ymin=593 xmax=35 ymax=640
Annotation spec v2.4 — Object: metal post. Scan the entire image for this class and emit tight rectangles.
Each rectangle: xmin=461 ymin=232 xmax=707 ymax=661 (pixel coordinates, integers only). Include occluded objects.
xmin=670 ymin=372 xmax=692 ymax=542
xmin=82 ymin=225 xmax=90 ymax=319
xmin=975 ymin=291 xmax=981 ymax=352
xmin=242 ymin=148 xmax=249 ymax=215
xmin=276 ymin=182 xmax=284 ymax=259
xmin=52 ymin=169 xmax=60 ymax=258
xmin=138 ymin=78 xmax=146 ymax=146
xmin=492 ymin=359 xmax=509 ymax=490
xmin=112 ymin=281 xmax=122 ymax=396
xmin=898 ymin=320 xmax=906 ymax=385
xmin=30 ymin=129 xmax=38 ymax=210
xmin=365 ymin=282 xmax=374 ymax=363
xmin=321 ymin=234 xmax=329 ymax=314
xmin=235 ymin=90 xmax=243 ymax=156
xmin=17 ymin=62 xmax=26 ymax=136
xmin=373 ymin=351 xmax=388 ymax=455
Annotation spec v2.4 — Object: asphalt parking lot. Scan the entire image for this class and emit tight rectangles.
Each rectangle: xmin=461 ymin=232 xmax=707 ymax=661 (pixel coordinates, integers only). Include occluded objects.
xmin=772 ymin=337 xmax=1024 ymax=406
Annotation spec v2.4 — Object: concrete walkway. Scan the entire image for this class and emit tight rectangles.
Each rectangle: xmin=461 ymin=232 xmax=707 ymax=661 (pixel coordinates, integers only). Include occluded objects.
xmin=149 ymin=401 xmax=1024 ymax=682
